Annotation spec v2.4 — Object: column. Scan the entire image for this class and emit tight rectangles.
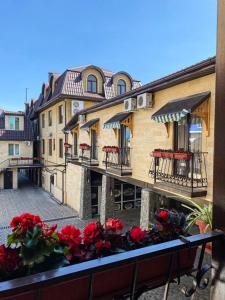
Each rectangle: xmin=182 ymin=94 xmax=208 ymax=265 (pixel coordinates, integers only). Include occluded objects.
xmin=140 ymin=189 xmax=157 ymax=230
xmin=100 ymin=175 xmax=114 ymax=224
xmin=79 ymin=167 xmax=92 ymax=219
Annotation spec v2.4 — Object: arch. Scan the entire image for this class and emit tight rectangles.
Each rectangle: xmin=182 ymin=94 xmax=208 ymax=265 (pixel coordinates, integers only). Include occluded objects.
xmin=87 ymin=74 xmax=97 ymax=93
xmin=81 ymin=65 xmax=106 ymax=83
xmin=112 ymin=71 xmax=133 ymax=86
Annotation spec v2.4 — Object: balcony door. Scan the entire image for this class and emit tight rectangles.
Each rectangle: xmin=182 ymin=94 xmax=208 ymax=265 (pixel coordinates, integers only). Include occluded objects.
xmin=119 ymin=125 xmax=131 ymax=165
xmin=91 ymin=130 xmax=98 ymax=160
xmin=174 ymin=115 xmax=203 ymax=176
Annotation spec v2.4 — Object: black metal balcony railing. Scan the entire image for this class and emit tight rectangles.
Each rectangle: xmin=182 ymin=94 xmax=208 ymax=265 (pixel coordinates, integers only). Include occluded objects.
xmin=103 ymin=147 xmax=132 ymax=176
xmin=8 ymin=157 xmax=44 ymax=167
xmin=80 ymin=146 xmax=99 ymax=166
xmin=149 ymin=151 xmax=208 ymax=193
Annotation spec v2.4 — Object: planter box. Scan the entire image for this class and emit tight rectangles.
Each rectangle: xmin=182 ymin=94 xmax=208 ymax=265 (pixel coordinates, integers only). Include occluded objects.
xmin=152 ymin=151 xmax=162 ymax=158
xmin=162 ymin=152 xmax=174 ymax=159
xmin=0 ymin=245 xmax=197 ymax=300
xmin=174 ymin=153 xmax=192 ymax=160
xmin=79 ymin=144 xmax=90 ymax=151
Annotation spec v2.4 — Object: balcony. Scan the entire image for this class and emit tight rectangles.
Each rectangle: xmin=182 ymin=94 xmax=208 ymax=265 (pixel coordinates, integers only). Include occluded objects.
xmin=149 ymin=150 xmax=207 ymax=197
xmin=103 ymin=146 xmax=132 ymax=176
xmin=79 ymin=144 xmax=99 ymax=167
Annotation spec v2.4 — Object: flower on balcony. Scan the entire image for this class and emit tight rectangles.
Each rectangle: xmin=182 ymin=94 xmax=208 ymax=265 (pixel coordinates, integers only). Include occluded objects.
xmin=129 ymin=227 xmax=146 ymax=243
xmin=105 ymin=218 xmax=123 ymax=233
xmin=0 ymin=245 xmax=21 ymax=279
xmin=79 ymin=143 xmax=91 ymax=150
xmin=102 ymin=146 xmax=119 ymax=153
xmin=58 ymin=225 xmax=82 ymax=261
xmin=83 ymin=221 xmax=103 ymax=245
xmin=95 ymin=240 xmax=111 ymax=255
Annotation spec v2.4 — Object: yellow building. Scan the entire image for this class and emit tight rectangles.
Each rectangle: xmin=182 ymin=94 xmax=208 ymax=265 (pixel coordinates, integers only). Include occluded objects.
xmin=0 ymin=106 xmax=34 ymax=189
xmin=63 ymin=57 xmax=215 ymax=227
xmin=34 ymin=65 xmax=141 ymax=204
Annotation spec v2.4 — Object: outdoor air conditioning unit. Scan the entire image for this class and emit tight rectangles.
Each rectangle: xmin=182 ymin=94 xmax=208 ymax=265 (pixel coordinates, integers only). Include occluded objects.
xmin=25 ymin=141 xmax=31 ymax=146
xmin=79 ymin=114 xmax=86 ymax=124
xmin=137 ymin=93 xmax=154 ymax=109
xmin=124 ymin=98 xmax=137 ymax=112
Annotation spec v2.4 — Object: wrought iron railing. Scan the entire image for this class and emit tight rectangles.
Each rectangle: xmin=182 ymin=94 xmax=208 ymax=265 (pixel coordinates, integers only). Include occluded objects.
xmin=103 ymin=147 xmax=131 ymax=172
xmin=149 ymin=151 xmax=208 ymax=191
xmin=80 ymin=146 xmax=99 ymax=164
xmin=8 ymin=157 xmax=44 ymax=167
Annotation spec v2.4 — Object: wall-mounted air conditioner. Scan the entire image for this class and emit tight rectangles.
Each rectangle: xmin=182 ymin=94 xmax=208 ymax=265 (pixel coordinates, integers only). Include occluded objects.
xmin=25 ymin=141 xmax=31 ymax=146
xmin=137 ymin=93 xmax=154 ymax=109
xmin=71 ymin=100 xmax=84 ymax=115
xmin=78 ymin=114 xmax=86 ymax=124
xmin=124 ymin=98 xmax=137 ymax=112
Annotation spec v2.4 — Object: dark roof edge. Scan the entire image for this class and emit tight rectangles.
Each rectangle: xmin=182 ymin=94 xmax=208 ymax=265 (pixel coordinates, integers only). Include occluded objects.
xmin=80 ymin=56 xmax=215 ymax=115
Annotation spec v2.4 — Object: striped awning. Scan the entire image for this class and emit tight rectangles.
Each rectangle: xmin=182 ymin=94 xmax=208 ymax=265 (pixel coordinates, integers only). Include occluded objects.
xmin=103 ymin=112 xmax=131 ymax=129
xmin=80 ymin=118 xmax=99 ymax=130
xmin=151 ymin=91 xmax=210 ymax=123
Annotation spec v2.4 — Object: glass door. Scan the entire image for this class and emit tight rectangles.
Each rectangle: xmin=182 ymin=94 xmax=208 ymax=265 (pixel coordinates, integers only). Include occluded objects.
xmin=119 ymin=125 xmax=131 ymax=165
xmin=91 ymin=130 xmax=98 ymax=160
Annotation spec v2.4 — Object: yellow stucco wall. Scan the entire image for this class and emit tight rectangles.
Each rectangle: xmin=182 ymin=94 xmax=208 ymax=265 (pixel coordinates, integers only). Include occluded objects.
xmin=71 ymin=73 xmax=215 ymax=203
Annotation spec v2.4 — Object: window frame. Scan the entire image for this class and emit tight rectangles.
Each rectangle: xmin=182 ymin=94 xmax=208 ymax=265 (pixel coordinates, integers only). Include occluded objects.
xmin=58 ymin=105 xmax=63 ymax=124
xmin=49 ymin=139 xmax=52 ymax=156
xmin=117 ymin=79 xmax=126 ymax=96
xmin=8 ymin=144 xmax=20 ymax=156
xmin=42 ymin=139 xmax=45 ymax=155
xmin=87 ymin=74 xmax=97 ymax=93
xmin=9 ymin=116 xmax=20 ymax=130
xmin=42 ymin=114 xmax=45 ymax=128
xmin=59 ymin=138 xmax=63 ymax=158
xmin=48 ymin=110 xmax=52 ymax=127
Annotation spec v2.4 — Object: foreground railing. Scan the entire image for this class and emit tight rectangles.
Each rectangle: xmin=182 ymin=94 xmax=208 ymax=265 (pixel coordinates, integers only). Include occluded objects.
xmin=149 ymin=151 xmax=208 ymax=193
xmin=0 ymin=231 xmax=223 ymax=300
xmin=103 ymin=147 xmax=132 ymax=176
xmin=79 ymin=146 xmax=99 ymax=166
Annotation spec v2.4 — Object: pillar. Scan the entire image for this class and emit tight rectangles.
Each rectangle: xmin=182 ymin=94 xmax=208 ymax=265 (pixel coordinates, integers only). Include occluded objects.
xmin=100 ymin=175 xmax=114 ymax=224
xmin=211 ymin=0 xmax=225 ymax=298
xmin=79 ymin=167 xmax=92 ymax=219
xmin=140 ymin=189 xmax=157 ymax=230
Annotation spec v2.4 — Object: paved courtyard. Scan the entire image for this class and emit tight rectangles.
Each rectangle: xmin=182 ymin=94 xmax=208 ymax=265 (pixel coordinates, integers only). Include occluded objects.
xmin=0 ymin=176 xmax=210 ymax=299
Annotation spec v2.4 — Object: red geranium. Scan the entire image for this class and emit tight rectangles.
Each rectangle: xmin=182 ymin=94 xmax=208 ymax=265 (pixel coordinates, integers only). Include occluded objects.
xmin=105 ymin=218 xmax=124 ymax=233
xmin=41 ymin=223 xmax=57 ymax=238
xmin=95 ymin=240 xmax=111 ymax=255
xmin=83 ymin=222 xmax=102 ymax=245
xmin=130 ymin=227 xmax=146 ymax=243
xmin=0 ymin=245 xmax=21 ymax=273
xmin=59 ymin=225 xmax=82 ymax=260
xmin=10 ymin=213 xmax=42 ymax=233
xmin=157 ymin=210 xmax=169 ymax=221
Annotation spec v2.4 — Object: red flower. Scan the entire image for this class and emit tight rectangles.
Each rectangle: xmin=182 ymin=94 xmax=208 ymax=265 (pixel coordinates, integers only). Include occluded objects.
xmin=157 ymin=210 xmax=169 ymax=221
xmin=83 ymin=222 xmax=102 ymax=245
xmin=95 ymin=240 xmax=111 ymax=255
xmin=59 ymin=225 xmax=82 ymax=261
xmin=0 ymin=245 xmax=21 ymax=273
xmin=105 ymin=218 xmax=124 ymax=233
xmin=10 ymin=213 xmax=42 ymax=232
xmin=130 ymin=227 xmax=146 ymax=243
xmin=41 ymin=223 xmax=57 ymax=238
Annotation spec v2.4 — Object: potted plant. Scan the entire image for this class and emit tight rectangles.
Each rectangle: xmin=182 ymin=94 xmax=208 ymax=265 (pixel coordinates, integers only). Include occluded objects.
xmin=182 ymin=200 xmax=212 ymax=252
xmin=79 ymin=143 xmax=90 ymax=151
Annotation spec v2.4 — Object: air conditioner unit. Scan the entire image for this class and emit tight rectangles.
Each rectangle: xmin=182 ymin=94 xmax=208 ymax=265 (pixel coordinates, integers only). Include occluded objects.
xmin=79 ymin=114 xmax=86 ymax=124
xmin=137 ymin=93 xmax=154 ymax=109
xmin=25 ymin=141 xmax=31 ymax=146
xmin=124 ymin=98 xmax=137 ymax=112
xmin=71 ymin=100 xmax=84 ymax=115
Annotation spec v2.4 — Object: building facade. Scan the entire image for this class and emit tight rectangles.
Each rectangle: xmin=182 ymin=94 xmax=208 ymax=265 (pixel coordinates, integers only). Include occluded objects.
xmin=0 ymin=105 xmax=34 ymax=189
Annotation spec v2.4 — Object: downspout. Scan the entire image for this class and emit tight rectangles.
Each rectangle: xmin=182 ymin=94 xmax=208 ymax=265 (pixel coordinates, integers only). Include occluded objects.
xmin=62 ymin=99 xmax=67 ymax=205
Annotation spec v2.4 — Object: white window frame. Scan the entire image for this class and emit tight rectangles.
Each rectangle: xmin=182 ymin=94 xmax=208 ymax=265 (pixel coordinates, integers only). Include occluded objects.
xmin=9 ymin=116 xmax=20 ymax=130
xmin=8 ymin=144 xmax=20 ymax=156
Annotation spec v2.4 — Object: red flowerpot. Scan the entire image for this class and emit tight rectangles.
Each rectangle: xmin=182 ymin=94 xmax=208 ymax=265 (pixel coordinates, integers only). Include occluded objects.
xmin=196 ymin=220 xmax=212 ymax=253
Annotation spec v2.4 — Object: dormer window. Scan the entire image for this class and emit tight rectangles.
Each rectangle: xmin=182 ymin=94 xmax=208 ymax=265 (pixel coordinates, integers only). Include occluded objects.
xmin=117 ymin=79 xmax=126 ymax=95
xmin=9 ymin=116 xmax=19 ymax=130
xmin=87 ymin=75 xmax=97 ymax=93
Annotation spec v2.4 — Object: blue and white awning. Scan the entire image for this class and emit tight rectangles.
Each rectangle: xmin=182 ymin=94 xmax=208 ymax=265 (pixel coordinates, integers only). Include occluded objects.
xmin=103 ymin=112 xmax=131 ymax=129
xmin=151 ymin=91 xmax=210 ymax=124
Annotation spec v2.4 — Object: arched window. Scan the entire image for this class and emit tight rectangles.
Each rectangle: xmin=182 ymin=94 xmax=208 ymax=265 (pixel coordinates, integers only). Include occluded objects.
xmin=117 ymin=79 xmax=126 ymax=95
xmin=87 ymin=75 xmax=97 ymax=93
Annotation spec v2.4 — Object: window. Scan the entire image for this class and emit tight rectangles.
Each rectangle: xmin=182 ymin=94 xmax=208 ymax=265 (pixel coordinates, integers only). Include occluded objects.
xmin=91 ymin=130 xmax=98 ymax=159
xmin=117 ymin=79 xmax=126 ymax=95
xmin=42 ymin=139 xmax=45 ymax=154
xmin=53 ymin=139 xmax=55 ymax=151
xmin=87 ymin=75 xmax=97 ymax=93
xmin=58 ymin=105 xmax=63 ymax=124
xmin=8 ymin=144 xmax=19 ymax=156
xmin=73 ymin=132 xmax=78 ymax=156
xmin=42 ymin=114 xmax=45 ymax=128
xmin=49 ymin=139 xmax=52 ymax=156
xmin=9 ymin=116 xmax=20 ymax=130
xmin=48 ymin=111 xmax=52 ymax=126
xmin=59 ymin=138 xmax=63 ymax=158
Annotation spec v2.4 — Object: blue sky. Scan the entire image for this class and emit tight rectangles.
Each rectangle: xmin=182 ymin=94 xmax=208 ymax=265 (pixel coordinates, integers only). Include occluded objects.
xmin=0 ymin=0 xmax=217 ymax=111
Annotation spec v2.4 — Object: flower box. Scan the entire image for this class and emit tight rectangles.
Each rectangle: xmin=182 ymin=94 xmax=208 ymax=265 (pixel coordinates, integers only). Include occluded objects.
xmin=174 ymin=152 xmax=192 ymax=160
xmin=102 ymin=146 xmax=119 ymax=153
xmin=161 ymin=151 xmax=174 ymax=159
xmin=79 ymin=143 xmax=90 ymax=151
xmin=152 ymin=150 xmax=162 ymax=158
xmin=0 ymin=245 xmax=197 ymax=300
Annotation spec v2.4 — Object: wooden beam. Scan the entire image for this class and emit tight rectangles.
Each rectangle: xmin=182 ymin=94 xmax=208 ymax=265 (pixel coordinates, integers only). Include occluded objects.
xmin=211 ymin=0 xmax=225 ymax=299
